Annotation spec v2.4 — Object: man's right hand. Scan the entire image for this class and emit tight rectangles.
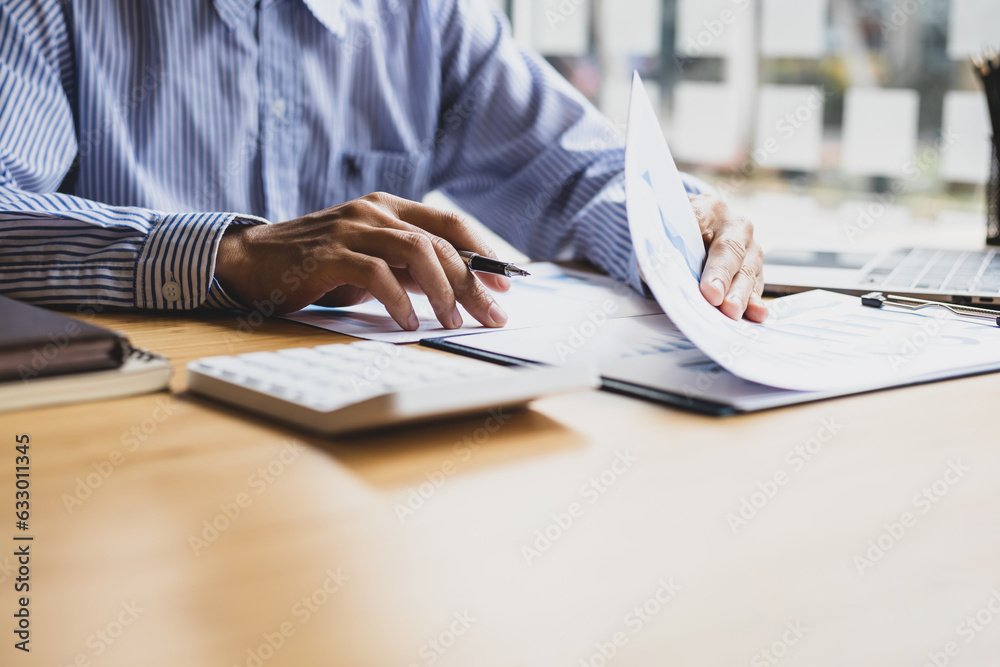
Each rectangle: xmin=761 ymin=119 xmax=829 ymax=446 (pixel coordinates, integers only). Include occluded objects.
xmin=214 ymin=192 xmax=512 ymax=331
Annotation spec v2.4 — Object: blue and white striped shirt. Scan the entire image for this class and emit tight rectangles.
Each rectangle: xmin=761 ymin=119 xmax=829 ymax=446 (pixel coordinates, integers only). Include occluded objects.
xmin=0 ymin=0 xmax=702 ymax=311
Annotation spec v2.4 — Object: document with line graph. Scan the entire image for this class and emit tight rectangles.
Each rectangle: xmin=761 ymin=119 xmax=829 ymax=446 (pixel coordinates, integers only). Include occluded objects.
xmin=424 ymin=74 xmax=1000 ymax=414
xmin=621 ymin=72 xmax=1000 ymax=393
xmin=426 ymin=287 xmax=1000 ymax=414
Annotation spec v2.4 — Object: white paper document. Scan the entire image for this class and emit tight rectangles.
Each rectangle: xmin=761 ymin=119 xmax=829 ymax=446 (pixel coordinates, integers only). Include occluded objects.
xmin=623 ymin=72 xmax=1000 ymax=392
xmin=436 ymin=313 xmax=804 ymax=412
xmin=284 ymin=73 xmax=1000 ymax=407
xmin=281 ymin=262 xmax=662 ymax=344
xmin=442 ymin=289 xmax=1000 ymax=412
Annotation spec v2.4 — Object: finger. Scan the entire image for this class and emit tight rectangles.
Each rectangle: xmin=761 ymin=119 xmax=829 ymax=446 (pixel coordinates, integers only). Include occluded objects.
xmin=689 ymin=194 xmax=717 ymax=236
xmin=720 ymin=264 xmax=757 ymax=320
xmin=720 ymin=241 xmax=765 ymax=321
xmin=475 ymin=272 xmax=512 ymax=293
xmin=370 ymin=216 xmax=508 ymax=328
xmin=379 ymin=194 xmax=513 ymax=291
xmin=335 ymin=252 xmax=418 ymax=331
xmin=389 ymin=266 xmax=492 ymax=303
xmin=744 ymin=270 xmax=769 ymax=323
xmin=383 ymin=194 xmax=491 ymax=251
xmin=349 ymin=228 xmax=463 ymax=329
xmin=390 ymin=267 xmax=422 ymax=294
xmin=313 ymin=285 xmax=372 ymax=308
xmin=745 ymin=291 xmax=769 ymax=323
xmin=425 ymin=234 xmax=508 ymax=327
xmin=700 ymin=221 xmax=753 ymax=307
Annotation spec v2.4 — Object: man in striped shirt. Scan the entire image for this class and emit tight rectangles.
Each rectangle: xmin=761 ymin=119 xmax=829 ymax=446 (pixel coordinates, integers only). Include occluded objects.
xmin=0 ymin=0 xmax=766 ymax=330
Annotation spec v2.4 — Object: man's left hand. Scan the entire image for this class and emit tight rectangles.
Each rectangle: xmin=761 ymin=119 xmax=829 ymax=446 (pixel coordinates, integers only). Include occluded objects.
xmin=691 ymin=194 xmax=768 ymax=323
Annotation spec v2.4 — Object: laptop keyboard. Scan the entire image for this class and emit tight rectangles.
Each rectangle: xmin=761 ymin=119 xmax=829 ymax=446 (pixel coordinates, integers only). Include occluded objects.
xmin=860 ymin=248 xmax=1000 ymax=294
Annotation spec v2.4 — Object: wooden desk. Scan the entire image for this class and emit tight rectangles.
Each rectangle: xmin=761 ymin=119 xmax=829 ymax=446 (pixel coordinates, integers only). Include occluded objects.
xmin=3 ymin=307 xmax=1000 ymax=667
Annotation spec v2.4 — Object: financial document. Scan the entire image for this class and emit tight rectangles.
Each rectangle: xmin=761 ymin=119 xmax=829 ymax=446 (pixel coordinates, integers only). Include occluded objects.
xmin=281 ymin=262 xmax=661 ymax=344
xmin=438 ymin=289 xmax=1000 ymax=412
xmin=285 ymin=73 xmax=1000 ymax=402
xmin=624 ymin=72 xmax=1000 ymax=392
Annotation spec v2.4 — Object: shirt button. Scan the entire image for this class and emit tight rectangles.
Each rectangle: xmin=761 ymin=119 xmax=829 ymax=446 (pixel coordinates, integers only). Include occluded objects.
xmin=162 ymin=281 xmax=182 ymax=302
xmin=270 ymin=98 xmax=287 ymax=118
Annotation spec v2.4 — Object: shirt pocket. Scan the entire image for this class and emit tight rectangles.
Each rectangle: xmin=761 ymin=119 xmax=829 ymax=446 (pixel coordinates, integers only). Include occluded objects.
xmin=335 ymin=149 xmax=433 ymax=204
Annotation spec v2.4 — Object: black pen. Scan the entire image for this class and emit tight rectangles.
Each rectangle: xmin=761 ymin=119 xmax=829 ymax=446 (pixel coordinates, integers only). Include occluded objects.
xmin=457 ymin=250 xmax=531 ymax=277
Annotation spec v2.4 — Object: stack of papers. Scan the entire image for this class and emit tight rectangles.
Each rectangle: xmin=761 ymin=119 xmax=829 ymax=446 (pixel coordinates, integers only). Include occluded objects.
xmin=282 ymin=74 xmax=1000 ymax=414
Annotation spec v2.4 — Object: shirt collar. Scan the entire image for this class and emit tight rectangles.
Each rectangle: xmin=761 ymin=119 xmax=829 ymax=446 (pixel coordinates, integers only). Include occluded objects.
xmin=213 ymin=0 xmax=345 ymax=37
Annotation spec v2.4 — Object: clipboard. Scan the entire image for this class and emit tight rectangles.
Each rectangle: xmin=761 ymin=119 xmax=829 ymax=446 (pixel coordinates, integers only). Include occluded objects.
xmin=421 ymin=335 xmax=741 ymax=416
xmin=420 ymin=301 xmax=1000 ymax=416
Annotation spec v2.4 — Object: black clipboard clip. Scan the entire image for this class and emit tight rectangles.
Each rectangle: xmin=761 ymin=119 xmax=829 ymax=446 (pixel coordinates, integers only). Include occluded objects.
xmin=861 ymin=292 xmax=1000 ymax=327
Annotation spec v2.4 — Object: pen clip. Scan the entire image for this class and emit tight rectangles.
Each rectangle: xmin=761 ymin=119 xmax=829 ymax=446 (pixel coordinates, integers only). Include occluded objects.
xmin=861 ymin=292 xmax=1000 ymax=327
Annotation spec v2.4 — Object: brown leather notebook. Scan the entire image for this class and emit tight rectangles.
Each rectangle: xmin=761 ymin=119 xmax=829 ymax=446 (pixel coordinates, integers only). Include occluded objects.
xmin=0 ymin=295 xmax=126 ymax=382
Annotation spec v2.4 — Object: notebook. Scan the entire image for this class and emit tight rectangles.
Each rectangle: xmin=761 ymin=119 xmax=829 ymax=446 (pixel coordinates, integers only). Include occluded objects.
xmin=0 ymin=295 xmax=126 ymax=382
xmin=0 ymin=296 xmax=172 ymax=412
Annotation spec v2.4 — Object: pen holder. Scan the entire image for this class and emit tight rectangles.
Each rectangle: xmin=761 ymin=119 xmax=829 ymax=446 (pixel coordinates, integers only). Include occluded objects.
xmin=989 ymin=137 xmax=1000 ymax=245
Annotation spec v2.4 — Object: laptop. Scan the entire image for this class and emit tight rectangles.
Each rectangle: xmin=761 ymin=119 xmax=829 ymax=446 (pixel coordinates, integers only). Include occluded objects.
xmin=763 ymin=246 xmax=1000 ymax=307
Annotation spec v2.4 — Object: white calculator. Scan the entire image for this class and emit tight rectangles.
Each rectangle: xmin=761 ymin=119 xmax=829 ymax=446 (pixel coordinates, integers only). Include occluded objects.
xmin=187 ymin=341 xmax=598 ymax=436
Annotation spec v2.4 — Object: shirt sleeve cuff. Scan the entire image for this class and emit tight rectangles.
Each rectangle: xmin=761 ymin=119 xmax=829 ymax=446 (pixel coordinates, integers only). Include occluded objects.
xmin=203 ymin=279 xmax=247 ymax=309
xmin=134 ymin=212 xmax=269 ymax=310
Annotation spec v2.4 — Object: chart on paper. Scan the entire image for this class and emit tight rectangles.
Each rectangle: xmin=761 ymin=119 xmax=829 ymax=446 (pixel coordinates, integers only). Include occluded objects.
xmin=624 ymin=72 xmax=1000 ymax=392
